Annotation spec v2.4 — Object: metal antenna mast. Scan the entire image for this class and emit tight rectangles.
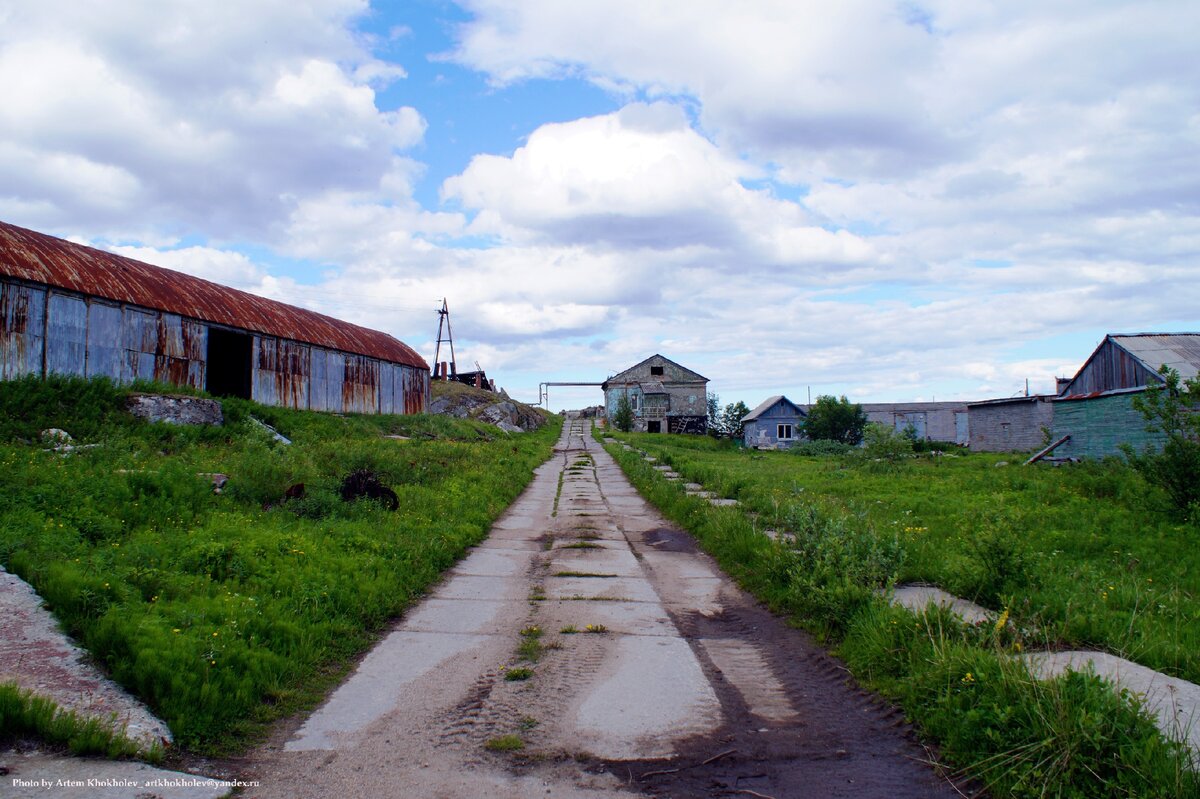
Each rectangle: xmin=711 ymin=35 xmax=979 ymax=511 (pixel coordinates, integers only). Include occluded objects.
xmin=432 ymin=298 xmax=457 ymax=379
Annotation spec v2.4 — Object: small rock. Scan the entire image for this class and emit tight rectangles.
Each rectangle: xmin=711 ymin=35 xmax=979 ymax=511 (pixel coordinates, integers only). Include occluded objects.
xmin=250 ymin=417 xmax=291 ymax=445
xmin=995 ymin=461 xmax=1009 ymax=467
xmin=40 ymin=428 xmax=73 ymax=445
xmin=199 ymin=473 xmax=229 ymax=493
xmin=126 ymin=393 xmax=223 ymax=426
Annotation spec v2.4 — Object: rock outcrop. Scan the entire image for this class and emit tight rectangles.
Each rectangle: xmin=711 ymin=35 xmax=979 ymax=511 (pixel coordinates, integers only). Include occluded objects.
xmin=429 ymin=382 xmax=549 ymax=432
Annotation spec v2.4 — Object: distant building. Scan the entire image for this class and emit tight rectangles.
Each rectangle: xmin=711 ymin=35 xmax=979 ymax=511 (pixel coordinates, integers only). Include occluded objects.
xmin=967 ymin=395 xmax=1055 ymax=452
xmin=860 ymin=402 xmax=969 ymax=444
xmin=602 ymin=354 xmax=708 ymax=434
xmin=798 ymin=401 xmax=970 ymax=445
xmin=0 ymin=220 xmax=428 ymax=414
xmin=1051 ymin=333 xmax=1200 ymax=459
xmin=742 ymin=395 xmax=806 ymax=449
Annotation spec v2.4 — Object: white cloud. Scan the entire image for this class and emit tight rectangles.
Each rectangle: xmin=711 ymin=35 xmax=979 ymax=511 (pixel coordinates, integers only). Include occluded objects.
xmin=443 ymin=102 xmax=879 ymax=272
xmin=0 ymin=0 xmax=424 ymax=238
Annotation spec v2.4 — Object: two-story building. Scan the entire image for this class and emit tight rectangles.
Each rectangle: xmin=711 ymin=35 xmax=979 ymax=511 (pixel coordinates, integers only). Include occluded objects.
xmin=602 ymin=354 xmax=708 ymax=434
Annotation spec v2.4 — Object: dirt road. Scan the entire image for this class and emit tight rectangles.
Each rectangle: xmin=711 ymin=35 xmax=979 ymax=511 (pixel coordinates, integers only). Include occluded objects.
xmin=238 ymin=417 xmax=962 ymax=798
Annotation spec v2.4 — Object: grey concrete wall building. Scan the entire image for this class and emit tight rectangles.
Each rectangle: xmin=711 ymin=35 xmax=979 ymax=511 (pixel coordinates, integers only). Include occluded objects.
xmin=602 ymin=354 xmax=708 ymax=434
xmin=967 ymin=396 xmax=1054 ymax=452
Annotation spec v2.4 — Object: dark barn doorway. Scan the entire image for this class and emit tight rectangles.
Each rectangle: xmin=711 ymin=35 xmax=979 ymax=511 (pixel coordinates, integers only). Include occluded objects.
xmin=647 ymin=421 xmax=662 ymax=433
xmin=206 ymin=328 xmax=252 ymax=399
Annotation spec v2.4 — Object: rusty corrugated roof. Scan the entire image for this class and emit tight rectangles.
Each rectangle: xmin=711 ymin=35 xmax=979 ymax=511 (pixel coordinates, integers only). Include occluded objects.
xmin=0 ymin=220 xmax=427 ymax=370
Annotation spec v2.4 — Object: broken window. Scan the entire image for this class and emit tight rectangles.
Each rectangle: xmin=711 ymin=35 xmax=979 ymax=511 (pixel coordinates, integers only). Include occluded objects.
xmin=650 ymin=365 xmax=664 ymax=375
xmin=778 ymin=423 xmax=793 ymax=440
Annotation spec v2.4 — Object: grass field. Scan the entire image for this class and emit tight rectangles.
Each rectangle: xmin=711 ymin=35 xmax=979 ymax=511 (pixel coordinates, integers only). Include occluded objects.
xmin=601 ymin=430 xmax=1199 ymax=797
xmin=0 ymin=375 xmax=560 ymax=753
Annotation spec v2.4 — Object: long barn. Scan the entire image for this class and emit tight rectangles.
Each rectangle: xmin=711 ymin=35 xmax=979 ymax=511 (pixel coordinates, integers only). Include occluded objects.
xmin=0 ymin=220 xmax=428 ymax=414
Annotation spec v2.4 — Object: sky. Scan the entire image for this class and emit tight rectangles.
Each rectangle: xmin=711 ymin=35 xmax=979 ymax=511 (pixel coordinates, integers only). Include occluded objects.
xmin=2 ymin=0 xmax=1198 ymax=412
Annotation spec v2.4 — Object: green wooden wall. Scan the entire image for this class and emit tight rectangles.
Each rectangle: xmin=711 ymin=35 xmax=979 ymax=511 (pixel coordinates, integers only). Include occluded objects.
xmin=1052 ymin=391 xmax=1164 ymax=459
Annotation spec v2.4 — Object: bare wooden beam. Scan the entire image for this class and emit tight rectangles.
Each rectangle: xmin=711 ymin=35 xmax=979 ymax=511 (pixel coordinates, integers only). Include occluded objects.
xmin=1025 ymin=434 xmax=1071 ymax=465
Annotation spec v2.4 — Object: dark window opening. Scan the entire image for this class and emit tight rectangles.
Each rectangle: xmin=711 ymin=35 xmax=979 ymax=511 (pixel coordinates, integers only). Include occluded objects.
xmin=650 ymin=365 xmax=664 ymax=375
xmin=647 ymin=420 xmax=661 ymax=433
xmin=206 ymin=328 xmax=252 ymax=399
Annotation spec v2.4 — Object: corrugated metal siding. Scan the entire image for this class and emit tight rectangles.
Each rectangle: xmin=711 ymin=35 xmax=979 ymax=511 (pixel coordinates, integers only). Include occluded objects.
xmin=379 ymin=362 xmax=396 ymax=414
xmin=45 ymin=293 xmax=87 ymax=376
xmin=253 ymin=336 xmax=310 ymax=410
xmin=0 ymin=220 xmax=427 ymax=370
xmin=400 ymin=366 xmax=427 ymax=415
xmin=86 ymin=301 xmax=123 ymax=379
xmin=0 ymin=281 xmax=44 ymax=379
xmin=1110 ymin=335 xmax=1200 ymax=382
xmin=341 ymin=355 xmax=380 ymax=414
xmin=122 ymin=308 xmax=157 ymax=381
xmin=323 ymin=351 xmax=345 ymax=413
xmin=1052 ymin=392 xmax=1162 ymax=459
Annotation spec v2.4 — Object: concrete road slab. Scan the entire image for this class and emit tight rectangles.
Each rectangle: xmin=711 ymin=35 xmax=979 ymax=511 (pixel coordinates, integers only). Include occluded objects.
xmin=699 ymin=638 xmax=797 ymax=722
xmin=399 ymin=599 xmax=520 ymax=635
xmin=640 ymin=550 xmax=722 ymax=581
xmin=543 ymin=599 xmax=676 ymax=638
xmin=286 ymin=631 xmax=495 ymax=751
xmin=1025 ymin=650 xmax=1200 ymax=757
xmin=472 ymin=538 xmax=546 ymax=551
xmin=548 ymin=576 xmax=660 ymax=603
xmin=449 ymin=547 xmax=533 ymax=577
xmin=890 ymin=585 xmax=990 ymax=624
xmin=549 ymin=548 xmax=641 ymax=577
xmin=431 ymin=574 xmax=528 ymax=602
xmin=571 ymin=636 xmax=722 ymax=760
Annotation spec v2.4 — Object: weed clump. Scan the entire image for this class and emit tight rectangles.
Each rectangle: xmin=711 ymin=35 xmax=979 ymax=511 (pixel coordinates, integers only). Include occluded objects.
xmin=484 ymin=734 xmax=524 ymax=751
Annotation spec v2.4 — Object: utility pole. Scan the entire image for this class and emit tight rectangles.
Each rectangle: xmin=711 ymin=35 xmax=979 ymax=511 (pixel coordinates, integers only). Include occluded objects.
xmin=432 ymin=298 xmax=457 ymax=379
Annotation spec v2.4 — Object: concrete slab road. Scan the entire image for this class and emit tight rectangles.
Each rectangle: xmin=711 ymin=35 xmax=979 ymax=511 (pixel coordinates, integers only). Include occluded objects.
xmin=238 ymin=418 xmax=963 ymax=798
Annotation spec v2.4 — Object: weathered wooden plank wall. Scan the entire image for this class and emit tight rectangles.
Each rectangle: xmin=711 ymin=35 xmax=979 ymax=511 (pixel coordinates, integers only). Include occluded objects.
xmin=1052 ymin=392 xmax=1163 ymax=459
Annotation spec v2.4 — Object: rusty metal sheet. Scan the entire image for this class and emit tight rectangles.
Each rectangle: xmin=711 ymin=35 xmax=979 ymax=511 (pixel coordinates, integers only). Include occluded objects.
xmin=0 ymin=220 xmax=427 ymax=371
xmin=379 ymin=362 xmax=396 ymax=414
xmin=400 ymin=365 xmax=428 ymax=415
xmin=253 ymin=336 xmax=309 ymax=410
xmin=85 ymin=301 xmax=123 ymax=380
xmin=0 ymin=280 xmax=45 ymax=380
xmin=341 ymin=354 xmax=379 ymax=414
xmin=45 ymin=293 xmax=87 ymax=376
xmin=121 ymin=308 xmax=154 ymax=382
xmin=324 ymin=350 xmax=345 ymax=412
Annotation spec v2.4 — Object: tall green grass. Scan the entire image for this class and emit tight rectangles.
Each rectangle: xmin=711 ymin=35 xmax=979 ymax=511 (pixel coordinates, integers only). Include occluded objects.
xmin=0 ymin=682 xmax=157 ymax=760
xmin=0 ymin=375 xmax=560 ymax=753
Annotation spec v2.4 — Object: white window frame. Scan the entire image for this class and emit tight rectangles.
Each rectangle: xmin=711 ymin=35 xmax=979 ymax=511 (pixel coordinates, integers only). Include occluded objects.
xmin=777 ymin=423 xmax=793 ymax=440
xmin=629 ymin=392 xmax=640 ymax=412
